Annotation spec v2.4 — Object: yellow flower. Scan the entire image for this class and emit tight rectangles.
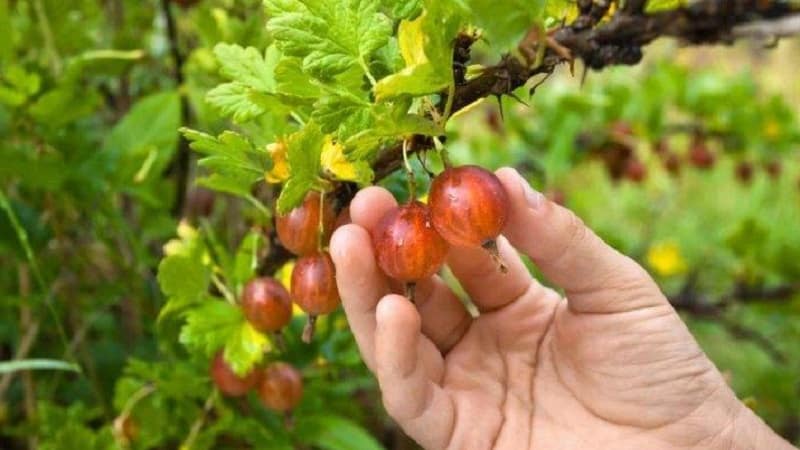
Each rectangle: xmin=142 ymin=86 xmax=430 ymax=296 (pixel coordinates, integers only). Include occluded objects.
xmin=264 ymin=141 xmax=290 ymax=184
xmin=764 ymin=120 xmax=781 ymax=140
xmin=647 ymin=241 xmax=687 ymax=277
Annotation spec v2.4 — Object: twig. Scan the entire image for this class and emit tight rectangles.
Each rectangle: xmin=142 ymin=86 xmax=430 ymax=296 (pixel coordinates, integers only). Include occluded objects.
xmin=181 ymin=391 xmax=217 ymax=449
xmin=0 ymin=266 xmax=40 ymax=402
xmin=160 ymin=0 xmax=194 ymax=217
xmin=32 ymin=0 xmax=62 ymax=76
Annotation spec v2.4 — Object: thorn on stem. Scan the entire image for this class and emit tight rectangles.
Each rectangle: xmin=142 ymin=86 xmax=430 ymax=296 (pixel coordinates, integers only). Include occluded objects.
xmin=302 ymin=315 xmax=317 ymax=344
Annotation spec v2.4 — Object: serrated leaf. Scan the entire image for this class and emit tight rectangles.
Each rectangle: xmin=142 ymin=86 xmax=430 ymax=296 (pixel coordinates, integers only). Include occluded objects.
xmin=223 ymin=321 xmax=271 ymax=376
xmin=275 ymin=56 xmax=321 ymax=100
xmin=179 ymin=301 xmax=243 ymax=358
xmin=265 ymin=0 xmax=392 ymax=80
xmin=464 ymin=0 xmax=551 ymax=52
xmin=382 ymin=0 xmax=423 ymax=20
xmin=276 ymin=123 xmax=325 ymax=213
xmin=321 ymin=136 xmax=374 ymax=185
xmin=374 ymin=2 xmax=465 ymax=99
xmin=209 ymin=44 xmax=284 ymax=122
xmin=214 ymin=44 xmax=280 ymax=93
xmin=207 ymin=82 xmax=274 ymax=123
xmin=182 ymin=128 xmax=270 ymax=197
xmin=233 ymin=231 xmax=263 ymax=287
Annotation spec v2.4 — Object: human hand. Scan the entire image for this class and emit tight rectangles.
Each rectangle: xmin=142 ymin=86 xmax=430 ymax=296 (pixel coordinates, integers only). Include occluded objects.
xmin=329 ymin=168 xmax=795 ymax=450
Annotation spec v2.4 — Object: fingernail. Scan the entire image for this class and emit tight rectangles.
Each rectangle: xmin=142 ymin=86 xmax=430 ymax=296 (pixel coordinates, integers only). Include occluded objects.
xmin=519 ymin=178 xmax=544 ymax=210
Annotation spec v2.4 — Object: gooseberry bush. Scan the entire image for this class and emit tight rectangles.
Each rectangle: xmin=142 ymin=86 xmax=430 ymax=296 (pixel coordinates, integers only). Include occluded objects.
xmin=2 ymin=0 xmax=800 ymax=449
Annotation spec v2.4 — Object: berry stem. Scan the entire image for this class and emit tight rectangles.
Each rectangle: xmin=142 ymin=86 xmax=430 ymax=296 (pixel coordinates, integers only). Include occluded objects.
xmin=433 ymin=136 xmax=452 ymax=169
xmin=405 ymin=282 xmax=417 ymax=304
xmin=271 ymin=331 xmax=286 ymax=352
xmin=403 ymin=140 xmax=417 ymax=199
xmin=283 ymin=411 xmax=295 ymax=430
xmin=482 ymin=239 xmax=508 ymax=274
xmin=302 ymin=315 xmax=317 ymax=344
xmin=317 ymin=190 xmax=326 ymax=252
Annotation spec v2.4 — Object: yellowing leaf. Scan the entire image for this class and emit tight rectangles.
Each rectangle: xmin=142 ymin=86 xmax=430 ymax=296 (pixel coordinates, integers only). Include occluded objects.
xmin=647 ymin=241 xmax=687 ymax=277
xmin=265 ymin=141 xmax=290 ymax=183
xmin=320 ymin=136 xmax=373 ymax=185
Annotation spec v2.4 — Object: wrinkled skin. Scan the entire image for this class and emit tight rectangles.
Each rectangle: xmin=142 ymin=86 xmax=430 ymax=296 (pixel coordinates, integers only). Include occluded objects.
xmin=330 ymin=168 xmax=794 ymax=450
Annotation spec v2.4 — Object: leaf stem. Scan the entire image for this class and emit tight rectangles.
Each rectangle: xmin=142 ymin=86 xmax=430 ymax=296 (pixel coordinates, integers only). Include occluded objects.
xmin=212 ymin=273 xmax=237 ymax=304
xmin=32 ymin=0 xmax=62 ymax=76
xmin=182 ymin=391 xmax=217 ymax=450
xmin=402 ymin=140 xmax=417 ymax=199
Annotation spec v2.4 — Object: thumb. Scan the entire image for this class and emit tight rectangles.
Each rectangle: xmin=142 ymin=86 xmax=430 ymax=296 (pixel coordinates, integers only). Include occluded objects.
xmin=495 ymin=168 xmax=666 ymax=314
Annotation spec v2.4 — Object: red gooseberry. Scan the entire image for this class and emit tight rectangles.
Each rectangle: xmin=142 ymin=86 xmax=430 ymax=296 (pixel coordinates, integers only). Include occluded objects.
xmin=241 ymin=277 xmax=292 ymax=333
xmin=210 ymin=351 xmax=258 ymax=397
xmin=276 ymin=191 xmax=336 ymax=256
xmin=291 ymin=252 xmax=341 ymax=343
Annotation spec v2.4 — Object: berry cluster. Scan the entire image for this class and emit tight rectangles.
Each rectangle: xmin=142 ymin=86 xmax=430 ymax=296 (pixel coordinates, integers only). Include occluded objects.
xmin=210 ymin=352 xmax=303 ymax=414
xmin=372 ymin=165 xmax=510 ymax=296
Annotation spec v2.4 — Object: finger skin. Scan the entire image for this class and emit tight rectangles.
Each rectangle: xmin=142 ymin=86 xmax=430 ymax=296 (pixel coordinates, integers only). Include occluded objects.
xmin=375 ymin=295 xmax=455 ymax=450
xmin=330 ymin=225 xmax=390 ymax=370
xmin=495 ymin=167 xmax=665 ymax=314
xmin=447 ymin=236 xmax=538 ymax=312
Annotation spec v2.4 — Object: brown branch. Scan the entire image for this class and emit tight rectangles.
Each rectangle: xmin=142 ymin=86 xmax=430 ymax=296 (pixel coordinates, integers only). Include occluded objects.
xmin=161 ymin=0 xmax=194 ymax=218
xmin=670 ymin=277 xmax=797 ymax=363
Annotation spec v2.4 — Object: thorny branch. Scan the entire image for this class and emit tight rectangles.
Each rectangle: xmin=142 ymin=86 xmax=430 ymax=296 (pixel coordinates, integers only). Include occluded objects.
xmin=259 ymin=0 xmax=800 ymax=273
xmin=670 ymin=275 xmax=799 ymax=363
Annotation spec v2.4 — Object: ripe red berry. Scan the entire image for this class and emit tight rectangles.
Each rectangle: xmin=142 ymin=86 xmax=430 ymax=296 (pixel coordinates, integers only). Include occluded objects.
xmin=276 ymin=191 xmax=336 ymax=256
xmin=372 ymin=201 xmax=449 ymax=283
xmin=257 ymin=362 xmax=303 ymax=413
xmin=610 ymin=120 xmax=634 ymax=140
xmin=764 ymin=161 xmax=782 ymax=179
xmin=291 ymin=252 xmax=340 ymax=342
xmin=735 ymin=161 xmax=754 ymax=184
xmin=429 ymin=165 xmax=509 ymax=248
xmin=210 ymin=351 xmax=258 ymax=397
xmin=624 ymin=158 xmax=647 ymax=183
xmin=663 ymin=152 xmax=682 ymax=176
xmin=689 ymin=137 xmax=715 ymax=170
xmin=241 ymin=277 xmax=292 ymax=333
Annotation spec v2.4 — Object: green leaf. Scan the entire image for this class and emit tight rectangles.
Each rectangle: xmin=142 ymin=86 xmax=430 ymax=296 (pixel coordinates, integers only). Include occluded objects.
xmin=104 ymin=91 xmax=181 ymax=181
xmin=0 ymin=359 xmax=80 ymax=374
xmin=214 ymin=43 xmax=280 ymax=93
xmin=265 ymin=0 xmax=392 ymax=80
xmin=276 ymin=123 xmax=325 ymax=213
xmin=0 ymin=0 xmax=10 ymax=62
xmin=299 ymin=415 xmax=383 ymax=450
xmin=464 ymin=0 xmax=550 ymax=52
xmin=374 ymin=1 xmax=466 ymax=99
xmin=223 ymin=321 xmax=271 ymax=376
xmin=182 ymin=128 xmax=270 ymax=197
xmin=208 ymin=44 xmax=284 ymax=122
xmin=207 ymin=82 xmax=275 ymax=123
xmin=645 ymin=0 xmax=687 ymax=13
xmin=275 ymin=56 xmax=321 ymax=101
xmin=233 ymin=231 xmax=263 ymax=287
xmin=157 ymin=253 xmax=212 ymax=303
xmin=382 ymin=0 xmax=423 ymax=20
xmin=179 ymin=301 xmax=243 ymax=358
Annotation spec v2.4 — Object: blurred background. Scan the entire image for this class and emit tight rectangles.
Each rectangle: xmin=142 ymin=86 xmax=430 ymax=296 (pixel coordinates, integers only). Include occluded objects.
xmin=0 ymin=0 xmax=798 ymax=449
